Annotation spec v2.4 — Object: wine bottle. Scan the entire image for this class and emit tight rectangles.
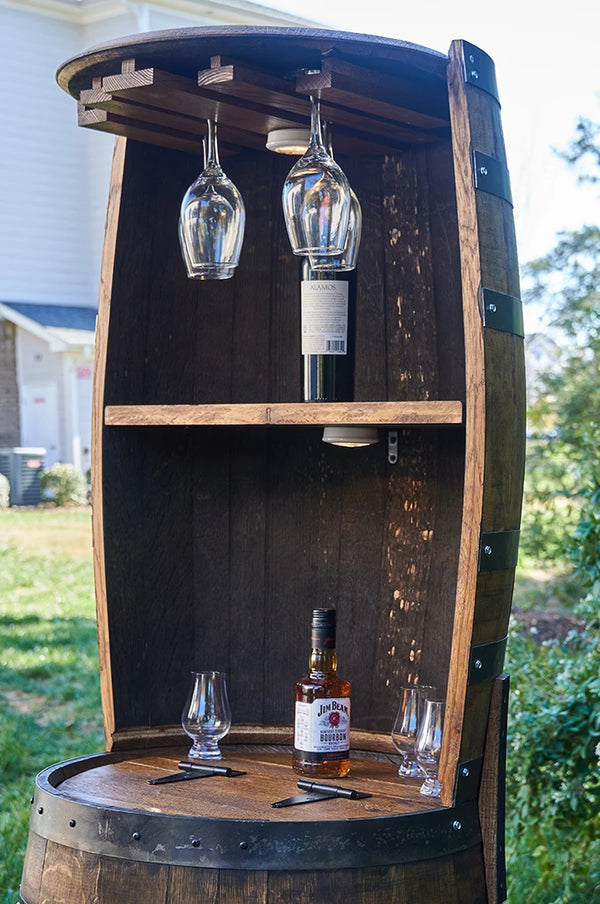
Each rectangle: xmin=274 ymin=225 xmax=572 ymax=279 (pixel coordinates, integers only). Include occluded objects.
xmin=293 ymin=608 xmax=351 ymax=777
xmin=300 ymin=260 xmax=356 ymax=401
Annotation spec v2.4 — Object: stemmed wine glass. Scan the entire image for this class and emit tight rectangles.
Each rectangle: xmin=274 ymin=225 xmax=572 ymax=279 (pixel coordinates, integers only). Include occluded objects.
xmin=181 ymin=670 xmax=232 ymax=760
xmin=179 ymin=121 xmax=245 ymax=279
xmin=415 ymin=698 xmax=445 ymax=797
xmin=282 ymin=96 xmax=351 ymax=257
xmin=308 ymin=123 xmax=362 ymax=272
xmin=391 ymin=685 xmax=436 ymax=776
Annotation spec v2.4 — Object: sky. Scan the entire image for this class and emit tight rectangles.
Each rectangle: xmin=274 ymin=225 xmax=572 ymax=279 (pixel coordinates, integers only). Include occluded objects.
xmin=268 ymin=0 xmax=600 ymax=332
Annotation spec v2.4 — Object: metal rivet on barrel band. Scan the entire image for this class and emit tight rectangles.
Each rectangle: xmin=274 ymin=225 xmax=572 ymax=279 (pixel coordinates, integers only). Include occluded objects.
xmin=192 ymin=838 xmax=200 ymax=847
xmin=132 ymin=832 xmax=141 ymax=841
xmin=452 ymin=821 xmax=462 ymax=831
xmin=69 ymin=819 xmax=76 ymax=828
xmin=239 ymin=841 xmax=248 ymax=850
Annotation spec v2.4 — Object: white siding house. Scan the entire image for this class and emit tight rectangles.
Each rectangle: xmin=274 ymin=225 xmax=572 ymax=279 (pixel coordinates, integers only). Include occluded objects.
xmin=0 ymin=0 xmax=313 ymax=480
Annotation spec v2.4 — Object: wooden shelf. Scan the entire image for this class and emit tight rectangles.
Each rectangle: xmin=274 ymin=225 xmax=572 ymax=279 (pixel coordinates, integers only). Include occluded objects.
xmin=104 ymin=400 xmax=463 ymax=428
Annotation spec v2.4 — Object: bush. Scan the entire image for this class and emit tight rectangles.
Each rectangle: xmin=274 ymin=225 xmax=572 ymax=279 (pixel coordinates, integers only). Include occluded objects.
xmin=0 ymin=473 xmax=9 ymax=508
xmin=39 ymin=463 xmax=88 ymax=507
xmin=506 ymin=597 xmax=600 ymax=902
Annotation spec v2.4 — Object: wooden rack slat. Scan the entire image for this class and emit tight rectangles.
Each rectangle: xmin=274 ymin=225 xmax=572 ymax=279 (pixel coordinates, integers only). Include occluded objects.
xmin=104 ymin=401 xmax=464 ymax=427
xmin=76 ymin=50 xmax=450 ymax=155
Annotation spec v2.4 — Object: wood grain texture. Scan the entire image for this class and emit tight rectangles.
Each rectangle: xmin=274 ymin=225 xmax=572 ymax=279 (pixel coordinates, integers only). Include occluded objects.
xmin=439 ymin=40 xmax=487 ymax=805
xmin=104 ymin=401 xmax=464 ymax=426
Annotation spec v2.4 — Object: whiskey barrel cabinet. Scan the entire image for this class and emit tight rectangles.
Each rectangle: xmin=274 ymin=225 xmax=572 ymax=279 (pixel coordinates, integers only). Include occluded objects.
xmin=20 ymin=27 xmax=525 ymax=904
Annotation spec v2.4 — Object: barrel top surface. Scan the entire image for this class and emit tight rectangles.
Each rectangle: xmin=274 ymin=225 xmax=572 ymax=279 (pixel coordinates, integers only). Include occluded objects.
xmin=56 ymin=25 xmax=450 ymax=100
xmin=41 ymin=746 xmax=441 ymax=823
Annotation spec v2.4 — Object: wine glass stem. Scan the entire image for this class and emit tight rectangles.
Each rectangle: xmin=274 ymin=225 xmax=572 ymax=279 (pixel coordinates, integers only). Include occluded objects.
xmin=206 ymin=119 xmax=220 ymax=167
xmin=309 ymin=96 xmax=324 ymax=148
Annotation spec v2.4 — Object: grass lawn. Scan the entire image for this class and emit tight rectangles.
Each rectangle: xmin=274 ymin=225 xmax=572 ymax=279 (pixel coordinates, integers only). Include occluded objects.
xmin=0 ymin=507 xmax=104 ymax=903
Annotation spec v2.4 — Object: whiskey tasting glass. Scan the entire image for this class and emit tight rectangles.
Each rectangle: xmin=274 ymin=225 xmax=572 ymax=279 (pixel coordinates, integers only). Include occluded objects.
xmin=179 ymin=120 xmax=246 ymax=279
xmin=181 ymin=670 xmax=232 ymax=760
xmin=391 ymin=685 xmax=436 ymax=777
xmin=415 ymin=698 xmax=445 ymax=797
xmin=282 ymin=96 xmax=351 ymax=257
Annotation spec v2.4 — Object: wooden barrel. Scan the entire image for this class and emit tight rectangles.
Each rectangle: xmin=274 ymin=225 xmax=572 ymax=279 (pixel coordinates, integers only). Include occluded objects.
xmin=22 ymin=744 xmax=492 ymax=904
xmin=21 ymin=26 xmax=525 ymax=904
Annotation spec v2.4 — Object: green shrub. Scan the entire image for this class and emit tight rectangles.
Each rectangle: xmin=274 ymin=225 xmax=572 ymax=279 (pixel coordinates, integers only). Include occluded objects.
xmin=39 ymin=463 xmax=88 ymax=507
xmin=0 ymin=473 xmax=9 ymax=508
xmin=506 ymin=597 xmax=600 ymax=902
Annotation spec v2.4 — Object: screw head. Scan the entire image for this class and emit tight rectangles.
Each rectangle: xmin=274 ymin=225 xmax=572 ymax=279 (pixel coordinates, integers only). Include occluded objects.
xmin=239 ymin=841 xmax=248 ymax=850
xmin=487 ymin=303 xmax=497 ymax=314
xmin=37 ymin=806 xmax=44 ymax=815
xmin=470 ymin=69 xmax=479 ymax=79
xmin=69 ymin=819 xmax=76 ymax=828
xmin=452 ymin=820 xmax=462 ymax=831
xmin=191 ymin=838 xmax=200 ymax=848
xmin=461 ymin=767 xmax=470 ymax=778
xmin=479 ymin=165 xmax=488 ymax=177
xmin=132 ymin=832 xmax=141 ymax=841
xmin=483 ymin=545 xmax=493 ymax=556
xmin=474 ymin=659 xmax=483 ymax=670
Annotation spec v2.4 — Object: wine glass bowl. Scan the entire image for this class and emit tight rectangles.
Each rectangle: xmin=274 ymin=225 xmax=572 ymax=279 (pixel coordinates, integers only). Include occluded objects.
xmin=415 ymin=698 xmax=445 ymax=797
xmin=282 ymin=96 xmax=351 ymax=257
xmin=179 ymin=120 xmax=245 ymax=279
xmin=181 ymin=670 xmax=232 ymax=760
xmin=308 ymin=186 xmax=362 ymax=271
xmin=391 ymin=685 xmax=435 ymax=777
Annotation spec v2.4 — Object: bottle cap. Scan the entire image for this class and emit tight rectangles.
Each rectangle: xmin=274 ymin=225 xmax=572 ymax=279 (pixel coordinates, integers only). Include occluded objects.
xmin=311 ymin=608 xmax=336 ymax=649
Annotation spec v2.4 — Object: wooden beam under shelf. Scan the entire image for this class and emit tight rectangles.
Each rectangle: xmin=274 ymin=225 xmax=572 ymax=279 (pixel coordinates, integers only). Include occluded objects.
xmin=104 ymin=401 xmax=463 ymax=427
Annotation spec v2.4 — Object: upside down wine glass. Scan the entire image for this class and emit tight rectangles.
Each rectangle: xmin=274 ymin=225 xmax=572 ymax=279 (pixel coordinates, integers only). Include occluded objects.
xmin=415 ymin=698 xmax=445 ymax=797
xmin=391 ymin=685 xmax=436 ymax=776
xmin=181 ymin=670 xmax=232 ymax=760
xmin=308 ymin=122 xmax=362 ymax=272
xmin=179 ymin=121 xmax=246 ymax=279
xmin=282 ymin=96 xmax=351 ymax=257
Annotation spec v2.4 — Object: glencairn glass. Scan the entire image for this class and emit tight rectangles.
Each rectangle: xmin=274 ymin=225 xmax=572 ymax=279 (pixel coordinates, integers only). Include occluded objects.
xmin=282 ymin=96 xmax=351 ymax=257
xmin=415 ymin=698 xmax=445 ymax=797
xmin=391 ymin=685 xmax=436 ymax=776
xmin=181 ymin=670 xmax=231 ymax=760
xmin=179 ymin=121 xmax=245 ymax=279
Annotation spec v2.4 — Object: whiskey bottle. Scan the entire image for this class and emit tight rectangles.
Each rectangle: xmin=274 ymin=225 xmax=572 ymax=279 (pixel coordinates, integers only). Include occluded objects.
xmin=300 ymin=260 xmax=356 ymax=402
xmin=293 ymin=608 xmax=351 ymax=777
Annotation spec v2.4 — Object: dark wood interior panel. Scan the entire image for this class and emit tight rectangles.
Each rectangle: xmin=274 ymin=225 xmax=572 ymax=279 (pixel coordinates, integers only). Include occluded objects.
xmin=103 ymin=139 xmax=463 ymax=411
xmin=102 ymin=425 xmax=463 ymax=732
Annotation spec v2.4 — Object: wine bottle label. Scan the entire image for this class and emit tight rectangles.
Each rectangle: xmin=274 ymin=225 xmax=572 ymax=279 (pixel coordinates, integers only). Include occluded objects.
xmin=301 ymin=280 xmax=348 ymax=355
xmin=294 ymin=697 xmax=351 ymax=758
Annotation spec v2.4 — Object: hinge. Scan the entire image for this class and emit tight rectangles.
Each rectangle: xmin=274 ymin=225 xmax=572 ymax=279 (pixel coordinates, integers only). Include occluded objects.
xmin=469 ymin=637 xmax=508 ymax=685
xmin=473 ymin=151 xmax=513 ymax=206
xmin=462 ymin=42 xmax=499 ymax=103
xmin=479 ymin=530 xmax=520 ymax=572
xmin=482 ymin=288 xmax=524 ymax=338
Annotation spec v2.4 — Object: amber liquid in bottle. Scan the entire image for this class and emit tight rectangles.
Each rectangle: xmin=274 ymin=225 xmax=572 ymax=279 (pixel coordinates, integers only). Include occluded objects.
xmin=293 ymin=608 xmax=351 ymax=777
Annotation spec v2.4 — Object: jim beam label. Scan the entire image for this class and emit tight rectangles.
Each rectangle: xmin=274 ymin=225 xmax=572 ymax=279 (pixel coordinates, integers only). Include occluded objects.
xmin=294 ymin=697 xmax=350 ymax=759
xmin=301 ymin=280 xmax=349 ymax=355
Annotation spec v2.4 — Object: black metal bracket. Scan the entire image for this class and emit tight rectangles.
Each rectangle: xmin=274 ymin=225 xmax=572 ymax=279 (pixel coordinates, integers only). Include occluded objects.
xmin=482 ymin=288 xmax=524 ymax=338
xmin=454 ymin=755 xmax=484 ymax=803
xmin=462 ymin=42 xmax=499 ymax=103
xmin=473 ymin=151 xmax=513 ymax=206
xmin=479 ymin=530 xmax=520 ymax=572
xmin=469 ymin=637 xmax=508 ymax=685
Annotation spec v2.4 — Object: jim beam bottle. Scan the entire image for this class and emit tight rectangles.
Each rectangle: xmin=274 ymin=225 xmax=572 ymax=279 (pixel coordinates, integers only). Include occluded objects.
xmin=293 ymin=608 xmax=351 ymax=777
